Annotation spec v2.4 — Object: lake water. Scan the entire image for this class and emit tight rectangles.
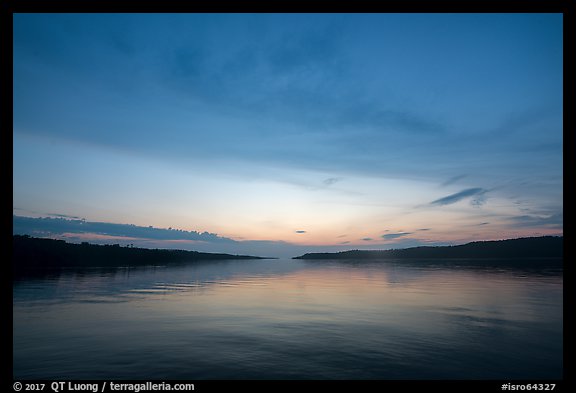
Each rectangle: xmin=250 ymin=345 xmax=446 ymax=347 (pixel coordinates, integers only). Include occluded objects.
xmin=13 ymin=258 xmax=563 ymax=380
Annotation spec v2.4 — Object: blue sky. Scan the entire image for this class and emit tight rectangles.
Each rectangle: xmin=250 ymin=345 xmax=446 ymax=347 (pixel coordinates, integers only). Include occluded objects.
xmin=13 ymin=13 xmax=563 ymax=257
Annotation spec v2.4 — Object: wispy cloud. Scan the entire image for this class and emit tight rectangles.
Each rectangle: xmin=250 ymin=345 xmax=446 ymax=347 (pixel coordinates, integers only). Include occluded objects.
xmin=430 ymin=188 xmax=488 ymax=206
xmin=295 ymin=230 xmax=307 ymax=234
xmin=361 ymin=237 xmax=373 ymax=241
xmin=470 ymin=193 xmax=488 ymax=207
xmin=375 ymin=237 xmax=451 ymax=250
xmin=509 ymin=212 xmax=563 ymax=229
xmin=323 ymin=177 xmax=342 ymax=186
xmin=336 ymin=105 xmax=445 ymax=135
xmin=441 ymin=174 xmax=467 ymax=187
xmin=382 ymin=232 xmax=412 ymax=240
xmin=48 ymin=213 xmax=82 ymax=219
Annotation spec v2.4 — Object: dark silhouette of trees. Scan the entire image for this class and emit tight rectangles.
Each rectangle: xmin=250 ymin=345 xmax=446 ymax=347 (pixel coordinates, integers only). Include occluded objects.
xmin=13 ymin=235 xmax=264 ymax=272
xmin=294 ymin=236 xmax=563 ymax=260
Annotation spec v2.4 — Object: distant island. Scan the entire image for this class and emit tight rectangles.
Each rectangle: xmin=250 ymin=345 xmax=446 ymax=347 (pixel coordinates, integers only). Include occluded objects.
xmin=294 ymin=236 xmax=563 ymax=260
xmin=13 ymin=235 xmax=266 ymax=271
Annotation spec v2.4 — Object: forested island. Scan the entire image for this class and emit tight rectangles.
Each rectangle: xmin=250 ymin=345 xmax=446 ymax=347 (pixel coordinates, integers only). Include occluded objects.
xmin=294 ymin=236 xmax=563 ymax=260
xmin=13 ymin=235 xmax=265 ymax=271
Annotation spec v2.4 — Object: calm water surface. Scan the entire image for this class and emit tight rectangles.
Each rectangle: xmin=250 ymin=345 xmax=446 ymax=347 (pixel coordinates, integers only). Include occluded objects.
xmin=13 ymin=258 xmax=563 ymax=379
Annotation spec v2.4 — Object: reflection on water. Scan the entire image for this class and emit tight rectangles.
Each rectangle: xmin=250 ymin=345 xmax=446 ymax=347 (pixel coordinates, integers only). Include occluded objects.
xmin=13 ymin=258 xmax=563 ymax=379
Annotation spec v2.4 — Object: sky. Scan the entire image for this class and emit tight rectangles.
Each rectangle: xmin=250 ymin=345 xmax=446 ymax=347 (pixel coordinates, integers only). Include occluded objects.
xmin=13 ymin=13 xmax=563 ymax=258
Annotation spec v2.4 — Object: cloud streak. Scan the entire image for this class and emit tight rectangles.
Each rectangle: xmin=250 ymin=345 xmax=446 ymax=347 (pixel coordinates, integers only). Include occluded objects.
xmin=13 ymin=215 xmax=236 ymax=244
xmin=323 ymin=177 xmax=342 ymax=186
xmin=48 ymin=213 xmax=82 ymax=219
xmin=441 ymin=174 xmax=467 ymax=187
xmin=382 ymin=232 xmax=412 ymax=240
xmin=430 ymin=188 xmax=488 ymax=206
xmin=509 ymin=212 xmax=563 ymax=229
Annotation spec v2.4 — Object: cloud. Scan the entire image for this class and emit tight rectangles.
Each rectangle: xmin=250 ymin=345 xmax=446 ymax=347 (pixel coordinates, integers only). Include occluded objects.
xmin=361 ymin=237 xmax=373 ymax=241
xmin=323 ymin=177 xmax=342 ymax=186
xmin=295 ymin=230 xmax=307 ymax=234
xmin=47 ymin=213 xmax=82 ymax=219
xmin=371 ymin=237 xmax=452 ymax=251
xmin=430 ymin=188 xmax=487 ymax=206
xmin=267 ymin=20 xmax=344 ymax=75
xmin=441 ymin=174 xmax=467 ymax=187
xmin=509 ymin=212 xmax=563 ymax=229
xmin=417 ymin=228 xmax=431 ymax=231
xmin=335 ymin=102 xmax=446 ymax=136
xmin=382 ymin=232 xmax=412 ymax=240
xmin=13 ymin=215 xmax=236 ymax=244
xmin=470 ymin=193 xmax=488 ymax=207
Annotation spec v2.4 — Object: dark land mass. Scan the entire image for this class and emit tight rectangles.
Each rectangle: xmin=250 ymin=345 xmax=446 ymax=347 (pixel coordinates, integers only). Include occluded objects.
xmin=294 ymin=236 xmax=563 ymax=260
xmin=13 ymin=235 xmax=266 ymax=273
